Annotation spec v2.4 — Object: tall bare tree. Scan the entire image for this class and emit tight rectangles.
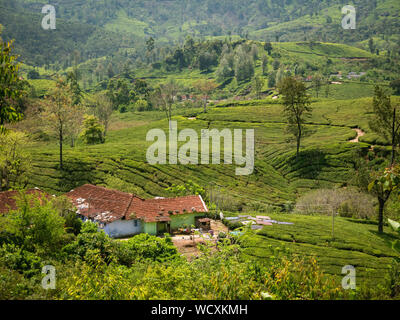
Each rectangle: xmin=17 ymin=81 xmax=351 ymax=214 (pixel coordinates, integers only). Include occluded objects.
xmin=41 ymin=79 xmax=81 ymax=170
xmin=93 ymin=93 xmax=113 ymax=140
xmin=152 ymin=80 xmax=180 ymax=125
xmin=253 ymin=76 xmax=264 ymax=100
xmin=278 ymin=76 xmax=312 ymax=160
xmin=312 ymin=74 xmax=323 ymax=98
xmin=193 ymin=79 xmax=218 ymax=113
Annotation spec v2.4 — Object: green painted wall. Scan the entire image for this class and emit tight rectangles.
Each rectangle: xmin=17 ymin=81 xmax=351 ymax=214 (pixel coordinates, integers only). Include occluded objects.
xmin=143 ymin=222 xmax=157 ymax=235
xmin=170 ymin=213 xmax=205 ymax=230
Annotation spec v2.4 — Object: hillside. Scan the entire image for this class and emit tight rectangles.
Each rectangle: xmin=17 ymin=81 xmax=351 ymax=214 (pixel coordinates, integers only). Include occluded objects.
xmin=21 ymin=94 xmax=399 ymax=209
xmin=231 ymin=212 xmax=400 ymax=287
xmin=1 ymin=0 xmax=399 ymax=67
xmin=2 ymin=0 xmax=400 ymax=302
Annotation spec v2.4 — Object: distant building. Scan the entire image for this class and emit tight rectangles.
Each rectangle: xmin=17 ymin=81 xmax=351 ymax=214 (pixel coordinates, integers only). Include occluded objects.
xmin=347 ymin=72 xmax=366 ymax=79
xmin=329 ymin=73 xmax=343 ymax=79
xmin=305 ymin=75 xmax=313 ymax=82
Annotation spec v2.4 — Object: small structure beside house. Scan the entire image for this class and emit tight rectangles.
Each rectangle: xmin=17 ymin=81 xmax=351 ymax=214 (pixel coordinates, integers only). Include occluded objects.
xmin=65 ymin=184 xmax=208 ymax=238
xmin=196 ymin=217 xmax=211 ymax=231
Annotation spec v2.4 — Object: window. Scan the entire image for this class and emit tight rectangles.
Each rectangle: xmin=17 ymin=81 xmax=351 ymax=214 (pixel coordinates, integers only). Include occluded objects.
xmin=134 ymin=220 xmax=138 ymax=227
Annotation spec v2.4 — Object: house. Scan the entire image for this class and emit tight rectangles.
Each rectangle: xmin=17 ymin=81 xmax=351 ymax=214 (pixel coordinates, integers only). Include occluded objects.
xmin=65 ymin=184 xmax=208 ymax=238
xmin=0 ymin=188 xmax=52 ymax=214
xmin=329 ymin=73 xmax=343 ymax=80
xmin=347 ymin=72 xmax=366 ymax=79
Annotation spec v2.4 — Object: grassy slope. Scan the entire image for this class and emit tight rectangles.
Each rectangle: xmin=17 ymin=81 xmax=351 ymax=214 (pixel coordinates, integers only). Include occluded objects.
xmin=26 ymin=94 xmax=400 ymax=205
xmin=24 ymin=40 xmax=399 ymax=202
xmin=234 ymin=212 xmax=400 ymax=286
xmin=22 ymin=98 xmax=400 ymax=289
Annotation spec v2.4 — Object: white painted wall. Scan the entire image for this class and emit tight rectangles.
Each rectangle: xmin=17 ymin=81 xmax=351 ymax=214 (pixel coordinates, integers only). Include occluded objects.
xmin=104 ymin=219 xmax=142 ymax=238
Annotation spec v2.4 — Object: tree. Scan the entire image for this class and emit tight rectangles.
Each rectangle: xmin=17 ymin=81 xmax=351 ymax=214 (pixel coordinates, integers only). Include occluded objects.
xmin=165 ymin=180 xmax=206 ymax=199
xmin=152 ymin=80 xmax=180 ymax=123
xmin=324 ymin=80 xmax=331 ymax=98
xmin=107 ymin=78 xmax=131 ymax=110
xmin=390 ymin=79 xmax=400 ymax=95
xmin=107 ymin=63 xmax=115 ymax=78
xmin=312 ymin=74 xmax=323 ymax=98
xmin=234 ymin=45 xmax=254 ymax=82
xmin=368 ymin=166 xmax=400 ymax=233
xmin=369 ymin=86 xmax=400 ymax=165
xmin=198 ymin=52 xmax=217 ymax=72
xmin=52 ymin=195 xmax=82 ymax=235
xmin=27 ymin=69 xmax=40 ymax=80
xmin=81 ymin=115 xmax=105 ymax=145
xmin=272 ymin=60 xmax=280 ymax=71
xmin=135 ymin=99 xmax=149 ymax=112
xmin=262 ymin=55 xmax=269 ymax=75
xmin=66 ymin=69 xmax=82 ymax=106
xmin=268 ymin=71 xmax=276 ymax=88
xmin=252 ymin=76 xmax=264 ymax=100
xmin=193 ymin=79 xmax=218 ymax=113
xmin=94 ymin=93 xmax=113 ymax=139
xmin=264 ymin=42 xmax=273 ymax=55
xmin=66 ymin=103 xmax=85 ymax=148
xmin=0 ymin=41 xmax=24 ymax=133
xmin=0 ymin=131 xmax=32 ymax=191
xmin=146 ymin=37 xmax=155 ymax=63
xmin=278 ymin=77 xmax=312 ymax=160
xmin=275 ymin=68 xmax=285 ymax=87
xmin=216 ymin=53 xmax=234 ymax=82
xmin=368 ymin=38 xmax=375 ymax=54
xmin=41 ymin=79 xmax=79 ymax=170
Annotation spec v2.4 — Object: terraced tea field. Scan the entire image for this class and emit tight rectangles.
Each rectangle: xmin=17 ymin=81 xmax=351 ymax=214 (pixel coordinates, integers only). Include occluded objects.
xmin=234 ymin=213 xmax=400 ymax=287
xmin=25 ymin=96 xmax=394 ymax=208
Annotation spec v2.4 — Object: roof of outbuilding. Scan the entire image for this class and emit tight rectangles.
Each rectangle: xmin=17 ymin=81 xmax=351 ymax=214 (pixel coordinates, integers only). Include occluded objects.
xmin=0 ymin=188 xmax=52 ymax=214
xmin=65 ymin=184 xmax=208 ymax=223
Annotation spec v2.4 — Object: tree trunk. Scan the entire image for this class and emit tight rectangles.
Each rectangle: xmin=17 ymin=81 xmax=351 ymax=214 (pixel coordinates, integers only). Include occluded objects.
xmin=296 ymin=122 xmax=302 ymax=160
xmin=378 ymin=197 xmax=385 ymax=233
xmin=296 ymin=136 xmax=300 ymax=160
xmin=59 ymin=126 xmax=63 ymax=170
xmin=391 ymin=107 xmax=396 ymax=166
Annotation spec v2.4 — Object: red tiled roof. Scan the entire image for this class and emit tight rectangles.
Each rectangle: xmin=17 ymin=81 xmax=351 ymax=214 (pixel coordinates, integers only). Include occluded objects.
xmin=65 ymin=184 xmax=208 ymax=223
xmin=65 ymin=184 xmax=141 ymax=223
xmin=0 ymin=188 xmax=52 ymax=214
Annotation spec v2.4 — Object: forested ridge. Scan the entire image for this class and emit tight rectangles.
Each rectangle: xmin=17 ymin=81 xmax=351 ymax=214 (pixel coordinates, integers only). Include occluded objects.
xmin=1 ymin=0 xmax=399 ymax=67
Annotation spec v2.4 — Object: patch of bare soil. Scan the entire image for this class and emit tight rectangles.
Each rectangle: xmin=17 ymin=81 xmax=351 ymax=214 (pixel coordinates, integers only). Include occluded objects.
xmin=172 ymin=236 xmax=208 ymax=260
xmin=350 ymin=128 xmax=365 ymax=143
xmin=172 ymin=219 xmax=227 ymax=260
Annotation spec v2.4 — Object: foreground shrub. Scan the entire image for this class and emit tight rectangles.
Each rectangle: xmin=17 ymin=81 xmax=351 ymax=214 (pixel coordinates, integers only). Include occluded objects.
xmin=262 ymin=256 xmax=345 ymax=300
xmin=123 ymin=233 xmax=180 ymax=263
xmin=62 ymin=221 xmax=116 ymax=264
xmin=57 ymin=241 xmax=348 ymax=300
xmin=4 ymin=194 xmax=67 ymax=254
xmin=0 ymin=244 xmax=42 ymax=277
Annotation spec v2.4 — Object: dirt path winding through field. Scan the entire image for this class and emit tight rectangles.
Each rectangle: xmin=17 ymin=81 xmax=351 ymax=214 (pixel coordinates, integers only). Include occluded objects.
xmin=350 ymin=128 xmax=365 ymax=142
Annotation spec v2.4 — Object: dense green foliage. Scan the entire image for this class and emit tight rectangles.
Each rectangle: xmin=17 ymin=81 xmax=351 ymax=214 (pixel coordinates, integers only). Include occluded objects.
xmin=0 ymin=41 xmax=24 ymax=131
xmin=1 ymin=0 xmax=400 ymax=301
